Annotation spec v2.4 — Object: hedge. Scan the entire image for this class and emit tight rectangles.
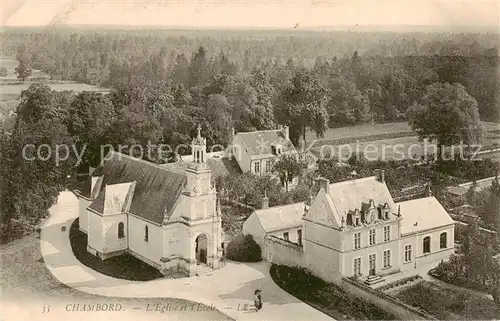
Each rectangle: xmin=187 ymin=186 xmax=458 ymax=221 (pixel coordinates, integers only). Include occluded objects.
xmin=226 ymin=233 xmax=262 ymax=262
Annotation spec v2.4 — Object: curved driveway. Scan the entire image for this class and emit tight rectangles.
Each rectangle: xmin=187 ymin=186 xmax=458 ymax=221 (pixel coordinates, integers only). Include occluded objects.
xmin=41 ymin=190 xmax=334 ymax=321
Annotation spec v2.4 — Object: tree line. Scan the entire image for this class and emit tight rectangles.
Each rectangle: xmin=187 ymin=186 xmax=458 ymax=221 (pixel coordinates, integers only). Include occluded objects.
xmin=2 ymin=29 xmax=499 ymax=124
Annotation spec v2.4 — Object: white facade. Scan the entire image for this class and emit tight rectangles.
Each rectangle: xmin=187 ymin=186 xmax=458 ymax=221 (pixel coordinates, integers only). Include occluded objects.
xmin=243 ymin=173 xmax=456 ymax=285
xmin=77 ymin=128 xmax=224 ymax=277
xmin=243 ymin=202 xmax=306 ymax=260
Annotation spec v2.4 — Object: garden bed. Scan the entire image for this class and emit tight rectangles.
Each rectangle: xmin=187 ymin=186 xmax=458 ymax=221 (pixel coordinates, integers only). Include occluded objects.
xmin=270 ymin=264 xmax=396 ymax=320
xmin=396 ymin=281 xmax=499 ymax=320
xmin=69 ymin=218 xmax=164 ymax=281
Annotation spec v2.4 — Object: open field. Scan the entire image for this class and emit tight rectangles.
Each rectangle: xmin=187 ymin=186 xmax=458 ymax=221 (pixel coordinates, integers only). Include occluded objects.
xmin=0 ymin=83 xmax=110 ymax=100
xmin=308 ymin=121 xmax=500 ymax=161
xmin=0 ymin=57 xmax=110 ymax=101
xmin=306 ymin=121 xmax=500 ymax=145
xmin=310 ymin=134 xmax=500 ymax=161
xmin=306 ymin=122 xmax=413 ymax=142
xmin=0 ymin=57 xmax=48 ymax=81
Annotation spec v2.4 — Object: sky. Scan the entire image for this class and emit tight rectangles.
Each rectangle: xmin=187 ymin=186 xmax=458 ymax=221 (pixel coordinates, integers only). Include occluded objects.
xmin=1 ymin=0 xmax=499 ymax=29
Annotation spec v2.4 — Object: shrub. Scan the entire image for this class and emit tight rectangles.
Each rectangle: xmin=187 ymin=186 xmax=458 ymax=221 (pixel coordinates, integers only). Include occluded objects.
xmin=226 ymin=233 xmax=262 ymax=262
xmin=271 ymin=264 xmax=396 ymax=320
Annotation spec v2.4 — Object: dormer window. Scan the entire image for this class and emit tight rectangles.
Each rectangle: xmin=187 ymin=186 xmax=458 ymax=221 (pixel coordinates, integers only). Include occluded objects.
xmin=385 ymin=211 xmax=389 ymax=220
xmin=272 ymin=144 xmax=282 ymax=155
xmin=355 ymin=217 xmax=360 ymax=226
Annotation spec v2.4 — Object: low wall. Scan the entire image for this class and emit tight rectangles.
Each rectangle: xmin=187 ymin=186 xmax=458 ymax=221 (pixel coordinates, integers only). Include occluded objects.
xmin=264 ymin=235 xmax=305 ymax=268
xmin=340 ymin=277 xmax=437 ymax=320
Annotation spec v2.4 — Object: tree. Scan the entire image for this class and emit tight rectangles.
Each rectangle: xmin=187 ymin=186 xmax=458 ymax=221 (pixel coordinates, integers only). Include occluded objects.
xmin=226 ymin=234 xmax=262 ymax=262
xmin=328 ymin=77 xmax=370 ymax=127
xmin=67 ymin=91 xmax=117 ymax=167
xmin=316 ymin=157 xmax=354 ymax=183
xmin=188 ymin=46 xmax=208 ymax=88
xmin=15 ymin=59 xmax=32 ymax=82
xmin=205 ymin=94 xmax=233 ymax=146
xmin=277 ymin=69 xmax=330 ymax=145
xmin=407 ymin=83 xmax=483 ymax=160
xmin=482 ymin=178 xmax=500 ymax=232
xmin=1 ymin=85 xmax=75 ymax=244
xmin=272 ymin=154 xmax=306 ymax=192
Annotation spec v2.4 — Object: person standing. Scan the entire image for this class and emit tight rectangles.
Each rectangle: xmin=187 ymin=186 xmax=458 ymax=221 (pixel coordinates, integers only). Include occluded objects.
xmin=256 ymin=290 xmax=262 ymax=310
xmin=253 ymin=290 xmax=261 ymax=311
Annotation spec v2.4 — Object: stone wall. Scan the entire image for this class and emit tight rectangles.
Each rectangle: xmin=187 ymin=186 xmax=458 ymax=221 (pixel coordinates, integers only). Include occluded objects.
xmin=264 ymin=235 xmax=305 ymax=268
xmin=340 ymin=277 xmax=437 ymax=320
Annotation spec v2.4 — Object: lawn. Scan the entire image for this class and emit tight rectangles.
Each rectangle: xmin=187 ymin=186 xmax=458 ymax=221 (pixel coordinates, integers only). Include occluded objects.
xmin=270 ymin=264 xmax=396 ymax=320
xmin=396 ymin=281 xmax=499 ymax=320
xmin=69 ymin=218 xmax=165 ymax=281
xmin=310 ymin=128 xmax=500 ymax=162
xmin=306 ymin=121 xmax=499 ymax=144
xmin=0 ymin=82 xmax=110 ymax=94
xmin=0 ymin=233 xmax=232 ymax=321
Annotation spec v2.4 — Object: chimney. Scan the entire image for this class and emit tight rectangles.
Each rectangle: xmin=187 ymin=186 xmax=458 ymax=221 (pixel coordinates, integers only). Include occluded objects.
xmin=283 ymin=125 xmax=289 ymax=140
xmin=261 ymin=190 xmax=269 ymax=209
xmin=427 ymin=181 xmax=433 ymax=197
xmin=379 ymin=169 xmax=385 ymax=183
xmin=277 ymin=124 xmax=283 ymax=130
xmin=317 ymin=177 xmax=330 ymax=194
xmin=231 ymin=127 xmax=235 ymax=141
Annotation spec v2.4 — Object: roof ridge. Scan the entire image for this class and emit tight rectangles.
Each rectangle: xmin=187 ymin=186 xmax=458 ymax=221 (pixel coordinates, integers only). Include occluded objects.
xmin=396 ymin=196 xmax=436 ymax=204
xmin=236 ymin=129 xmax=281 ymax=135
xmin=106 ymin=151 xmax=186 ymax=176
xmin=255 ymin=201 xmax=305 ymax=213
xmin=329 ymin=175 xmax=378 ymax=187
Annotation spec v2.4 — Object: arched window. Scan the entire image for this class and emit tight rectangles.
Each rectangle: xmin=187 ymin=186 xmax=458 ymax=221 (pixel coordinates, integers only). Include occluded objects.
xmin=144 ymin=225 xmax=149 ymax=242
xmin=423 ymin=236 xmax=431 ymax=253
xmin=440 ymin=232 xmax=447 ymax=249
xmin=118 ymin=222 xmax=125 ymax=238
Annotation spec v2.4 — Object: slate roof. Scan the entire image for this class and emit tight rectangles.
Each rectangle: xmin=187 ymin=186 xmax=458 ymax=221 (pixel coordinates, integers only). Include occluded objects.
xmin=327 ymin=176 xmax=397 ymax=217
xmin=234 ymin=129 xmax=296 ymax=158
xmin=254 ymin=202 xmax=305 ymax=233
xmin=89 ymin=151 xmax=187 ymax=224
xmin=162 ymin=156 xmax=242 ymax=179
xmin=398 ymin=196 xmax=454 ymax=235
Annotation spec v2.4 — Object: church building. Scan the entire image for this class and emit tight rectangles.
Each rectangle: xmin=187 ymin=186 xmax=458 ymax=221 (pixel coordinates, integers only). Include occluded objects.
xmin=75 ymin=126 xmax=224 ymax=277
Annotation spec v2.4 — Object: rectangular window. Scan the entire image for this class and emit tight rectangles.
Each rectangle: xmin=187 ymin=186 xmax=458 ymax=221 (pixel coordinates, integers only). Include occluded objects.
xmin=423 ymin=236 xmax=431 ymax=253
xmin=404 ymin=244 xmax=412 ymax=262
xmin=383 ymin=250 xmax=391 ymax=268
xmin=266 ymin=160 xmax=271 ymax=172
xmin=297 ymin=229 xmax=302 ymax=245
xmin=354 ymin=233 xmax=361 ymax=249
xmin=440 ymin=232 xmax=447 ymax=249
xmin=254 ymin=162 xmax=260 ymax=173
xmin=283 ymin=232 xmax=289 ymax=241
xmin=384 ymin=226 xmax=391 ymax=242
xmin=353 ymin=258 xmax=361 ymax=276
xmin=369 ymin=229 xmax=376 ymax=245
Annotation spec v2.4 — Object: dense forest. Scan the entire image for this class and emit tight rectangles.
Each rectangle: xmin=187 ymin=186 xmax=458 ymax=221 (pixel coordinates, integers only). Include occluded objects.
xmin=1 ymin=29 xmax=499 ymax=128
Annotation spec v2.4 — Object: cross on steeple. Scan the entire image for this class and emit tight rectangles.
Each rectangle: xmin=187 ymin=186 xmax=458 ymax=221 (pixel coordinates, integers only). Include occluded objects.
xmin=197 ymin=124 xmax=202 ymax=139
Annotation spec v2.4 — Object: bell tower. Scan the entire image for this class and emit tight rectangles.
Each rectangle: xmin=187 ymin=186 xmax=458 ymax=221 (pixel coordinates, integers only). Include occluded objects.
xmin=191 ymin=125 xmax=207 ymax=166
xmin=186 ymin=125 xmax=213 ymax=196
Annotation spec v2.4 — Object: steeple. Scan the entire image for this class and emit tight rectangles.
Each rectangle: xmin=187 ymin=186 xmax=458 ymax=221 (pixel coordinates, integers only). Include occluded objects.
xmin=191 ymin=124 xmax=207 ymax=165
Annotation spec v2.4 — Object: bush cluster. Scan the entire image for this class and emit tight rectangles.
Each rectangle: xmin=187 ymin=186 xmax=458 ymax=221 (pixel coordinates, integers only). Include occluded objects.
xmin=225 ymin=234 xmax=262 ymax=262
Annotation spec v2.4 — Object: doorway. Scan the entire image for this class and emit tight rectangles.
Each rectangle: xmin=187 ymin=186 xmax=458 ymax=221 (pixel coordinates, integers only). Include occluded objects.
xmin=369 ymin=254 xmax=376 ymax=276
xmin=195 ymin=234 xmax=208 ymax=265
